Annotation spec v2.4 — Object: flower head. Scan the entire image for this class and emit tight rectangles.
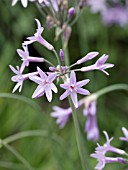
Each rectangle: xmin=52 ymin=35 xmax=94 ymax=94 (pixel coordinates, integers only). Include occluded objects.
xmin=9 ymin=65 xmax=25 ymax=93
xmin=9 ymin=65 xmax=38 ymax=93
xmin=29 ymin=67 xmax=57 ymax=102
xmin=120 ymin=127 xmax=128 ymax=142
xmin=83 ymin=100 xmax=99 ymax=141
xmin=23 ymin=19 xmax=54 ymax=51
xmin=60 ymin=71 xmax=90 ymax=108
xmin=96 ymin=131 xmax=126 ymax=155
xmin=17 ymin=45 xmax=44 ymax=72
xmin=91 ymin=131 xmax=127 ymax=170
xmin=51 ymin=106 xmax=72 ymax=128
xmin=81 ymin=54 xmax=114 ymax=75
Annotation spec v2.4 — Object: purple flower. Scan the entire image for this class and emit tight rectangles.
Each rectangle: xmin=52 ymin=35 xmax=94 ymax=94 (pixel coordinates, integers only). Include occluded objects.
xmin=29 ymin=67 xmax=57 ymax=102
xmin=60 ymin=71 xmax=90 ymax=108
xmin=17 ymin=45 xmax=44 ymax=72
xmin=120 ymin=127 xmax=128 ymax=142
xmin=87 ymin=0 xmax=107 ymax=13
xmin=81 ymin=54 xmax=114 ymax=75
xmin=23 ymin=19 xmax=54 ymax=51
xmin=9 ymin=65 xmax=38 ymax=93
xmin=102 ymin=6 xmax=128 ymax=27
xmin=91 ymin=149 xmax=127 ymax=170
xmin=96 ymin=131 xmax=126 ymax=155
xmin=51 ymin=106 xmax=72 ymax=128
xmin=83 ymin=101 xmax=99 ymax=141
xmin=91 ymin=131 xmax=127 ymax=170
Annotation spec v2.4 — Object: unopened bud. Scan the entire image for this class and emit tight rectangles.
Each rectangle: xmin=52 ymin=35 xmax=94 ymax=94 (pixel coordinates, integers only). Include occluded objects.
xmin=77 ymin=52 xmax=99 ymax=64
xmin=68 ymin=7 xmax=75 ymax=19
xmin=60 ymin=49 xmax=65 ymax=63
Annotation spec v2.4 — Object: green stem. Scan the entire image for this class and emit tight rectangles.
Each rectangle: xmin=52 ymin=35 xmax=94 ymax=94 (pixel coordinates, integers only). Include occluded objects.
xmin=44 ymin=58 xmax=55 ymax=67
xmin=0 ymin=93 xmax=42 ymax=113
xmin=53 ymin=49 xmax=61 ymax=68
xmin=68 ymin=97 xmax=90 ymax=170
xmin=2 ymin=130 xmax=65 ymax=149
xmin=61 ymin=35 xmax=70 ymax=66
xmin=2 ymin=142 xmax=35 ymax=170
xmin=96 ymin=84 xmax=128 ymax=98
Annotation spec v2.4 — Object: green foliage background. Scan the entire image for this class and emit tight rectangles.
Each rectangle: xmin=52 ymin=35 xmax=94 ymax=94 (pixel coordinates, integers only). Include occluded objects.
xmin=0 ymin=1 xmax=128 ymax=170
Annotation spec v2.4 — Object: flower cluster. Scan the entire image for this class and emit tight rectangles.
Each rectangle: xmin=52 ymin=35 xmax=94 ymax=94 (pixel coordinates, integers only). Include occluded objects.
xmin=10 ymin=19 xmax=113 ymax=110
xmin=51 ymin=94 xmax=100 ymax=141
xmin=86 ymin=0 xmax=128 ymax=27
xmin=91 ymin=130 xmax=128 ymax=170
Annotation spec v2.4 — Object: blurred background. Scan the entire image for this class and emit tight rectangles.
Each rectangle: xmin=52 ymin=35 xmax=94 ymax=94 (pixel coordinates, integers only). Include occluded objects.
xmin=0 ymin=0 xmax=128 ymax=170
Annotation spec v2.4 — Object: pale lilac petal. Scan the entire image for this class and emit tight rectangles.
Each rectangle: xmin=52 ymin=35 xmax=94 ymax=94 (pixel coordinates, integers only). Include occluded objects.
xmin=48 ymin=73 xmax=57 ymax=82
xmin=76 ymin=79 xmax=90 ymax=87
xmin=70 ymin=92 xmax=78 ymax=108
xmin=12 ymin=82 xmax=22 ymax=93
xmin=29 ymin=75 xmax=42 ymax=84
xmin=12 ymin=0 xmax=18 ymax=6
xmin=96 ymin=54 xmax=108 ymax=66
xmin=37 ymin=67 xmax=47 ymax=79
xmin=50 ymin=0 xmax=59 ymax=12
xmin=60 ymin=90 xmax=70 ymax=100
xmin=70 ymin=71 xmax=76 ymax=84
xmin=32 ymin=85 xmax=44 ymax=98
xmin=60 ymin=84 xmax=70 ymax=89
xmin=45 ymin=86 xmax=52 ymax=102
xmin=35 ymin=18 xmax=44 ymax=35
xmin=17 ymin=49 xmax=26 ymax=58
xmin=21 ymin=0 xmax=28 ymax=8
xmin=122 ymin=127 xmax=128 ymax=138
xmin=51 ymin=83 xmax=58 ymax=93
xmin=100 ymin=70 xmax=109 ymax=75
xmin=9 ymin=65 xmax=19 ymax=74
xmin=77 ymin=88 xmax=90 ymax=95
xmin=81 ymin=65 xmax=96 ymax=72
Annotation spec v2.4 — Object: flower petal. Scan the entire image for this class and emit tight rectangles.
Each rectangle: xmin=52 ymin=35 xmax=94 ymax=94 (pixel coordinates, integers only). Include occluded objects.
xmin=60 ymin=90 xmax=70 ymax=100
xmin=32 ymin=85 xmax=44 ymax=98
xmin=70 ymin=92 xmax=78 ymax=108
xmin=37 ymin=67 xmax=47 ymax=79
xmin=76 ymin=79 xmax=90 ymax=87
xmin=45 ymin=86 xmax=52 ymax=102
xmin=29 ymin=75 xmax=42 ymax=84
xmin=77 ymin=88 xmax=90 ymax=95
xmin=51 ymin=83 xmax=58 ymax=93
xmin=70 ymin=71 xmax=76 ymax=84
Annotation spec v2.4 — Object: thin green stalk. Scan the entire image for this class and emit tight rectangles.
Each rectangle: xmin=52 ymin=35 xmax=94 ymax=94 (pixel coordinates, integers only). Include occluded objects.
xmin=2 ymin=142 xmax=35 ymax=170
xmin=53 ymin=49 xmax=61 ymax=68
xmin=96 ymin=84 xmax=128 ymax=98
xmin=68 ymin=97 xmax=90 ymax=170
xmin=2 ymin=130 xmax=65 ymax=150
xmin=61 ymin=35 xmax=70 ymax=66
xmin=0 ymin=93 xmax=42 ymax=113
xmin=44 ymin=58 xmax=55 ymax=67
